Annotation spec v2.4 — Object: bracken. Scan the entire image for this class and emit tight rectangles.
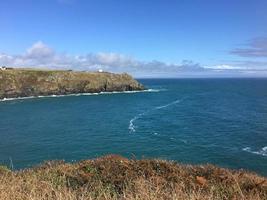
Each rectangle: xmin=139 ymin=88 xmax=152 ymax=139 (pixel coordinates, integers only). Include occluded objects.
xmin=0 ymin=154 xmax=266 ymax=200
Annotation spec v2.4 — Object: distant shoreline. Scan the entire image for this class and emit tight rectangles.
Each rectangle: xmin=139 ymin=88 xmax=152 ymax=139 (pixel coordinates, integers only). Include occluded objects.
xmin=0 ymin=68 xmax=145 ymax=100
xmin=0 ymin=89 xmax=159 ymax=102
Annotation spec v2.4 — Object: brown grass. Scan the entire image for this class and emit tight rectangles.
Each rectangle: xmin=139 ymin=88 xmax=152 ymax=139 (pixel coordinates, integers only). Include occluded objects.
xmin=0 ymin=155 xmax=266 ymax=200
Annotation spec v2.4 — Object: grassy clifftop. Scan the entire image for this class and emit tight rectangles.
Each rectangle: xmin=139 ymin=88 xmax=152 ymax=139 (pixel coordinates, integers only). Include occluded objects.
xmin=0 ymin=155 xmax=266 ymax=200
xmin=0 ymin=68 xmax=145 ymax=99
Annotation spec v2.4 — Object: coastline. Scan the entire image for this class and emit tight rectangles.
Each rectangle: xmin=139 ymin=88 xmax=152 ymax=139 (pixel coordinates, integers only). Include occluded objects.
xmin=0 ymin=89 xmax=159 ymax=102
xmin=0 ymin=69 xmax=145 ymax=100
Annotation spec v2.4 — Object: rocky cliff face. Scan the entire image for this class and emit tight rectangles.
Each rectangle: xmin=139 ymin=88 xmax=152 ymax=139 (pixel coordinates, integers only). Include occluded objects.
xmin=0 ymin=69 xmax=145 ymax=99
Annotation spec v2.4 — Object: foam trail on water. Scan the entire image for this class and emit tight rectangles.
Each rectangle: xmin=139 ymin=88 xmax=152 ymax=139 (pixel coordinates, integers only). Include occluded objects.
xmin=128 ymin=112 xmax=148 ymax=132
xmin=0 ymin=89 xmax=160 ymax=102
xmin=129 ymin=99 xmax=182 ymax=133
xmin=242 ymin=146 xmax=267 ymax=157
xmin=128 ymin=118 xmax=136 ymax=132
xmin=129 ymin=117 xmax=137 ymax=132
xmin=155 ymin=99 xmax=181 ymax=109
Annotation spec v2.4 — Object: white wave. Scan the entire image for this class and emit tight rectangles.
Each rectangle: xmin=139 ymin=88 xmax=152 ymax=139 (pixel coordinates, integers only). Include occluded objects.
xmin=242 ymin=146 xmax=267 ymax=157
xmin=155 ymin=99 xmax=180 ymax=109
xmin=128 ymin=98 xmax=182 ymax=133
xmin=179 ymin=139 xmax=188 ymax=144
xmin=129 ymin=117 xmax=137 ymax=132
xmin=128 ymin=112 xmax=147 ymax=132
xmin=100 ymin=89 xmax=160 ymax=94
xmin=0 ymin=89 xmax=160 ymax=102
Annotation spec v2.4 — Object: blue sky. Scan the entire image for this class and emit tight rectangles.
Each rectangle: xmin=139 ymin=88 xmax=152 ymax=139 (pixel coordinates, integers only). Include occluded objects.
xmin=0 ymin=0 xmax=267 ymax=77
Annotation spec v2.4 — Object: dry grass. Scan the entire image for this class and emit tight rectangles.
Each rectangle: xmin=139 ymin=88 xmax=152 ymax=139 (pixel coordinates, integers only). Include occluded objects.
xmin=0 ymin=155 xmax=266 ymax=200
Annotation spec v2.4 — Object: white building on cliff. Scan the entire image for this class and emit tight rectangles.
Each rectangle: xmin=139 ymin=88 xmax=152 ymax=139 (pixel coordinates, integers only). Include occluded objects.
xmin=0 ymin=66 xmax=7 ymax=70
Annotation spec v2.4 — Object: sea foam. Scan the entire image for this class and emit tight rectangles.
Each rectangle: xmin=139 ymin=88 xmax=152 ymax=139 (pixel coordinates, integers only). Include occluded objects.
xmin=128 ymin=112 xmax=148 ymax=132
xmin=155 ymin=99 xmax=180 ymax=109
xmin=128 ymin=98 xmax=182 ymax=133
xmin=0 ymin=89 xmax=160 ymax=102
xmin=242 ymin=146 xmax=267 ymax=157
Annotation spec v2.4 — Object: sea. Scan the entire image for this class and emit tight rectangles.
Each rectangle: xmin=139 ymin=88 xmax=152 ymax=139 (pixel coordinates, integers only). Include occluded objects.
xmin=0 ymin=78 xmax=266 ymax=176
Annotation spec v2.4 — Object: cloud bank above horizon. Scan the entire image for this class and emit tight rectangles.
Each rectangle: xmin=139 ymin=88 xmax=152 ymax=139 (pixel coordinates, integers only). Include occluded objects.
xmin=230 ymin=37 xmax=267 ymax=58
xmin=0 ymin=41 xmax=267 ymax=78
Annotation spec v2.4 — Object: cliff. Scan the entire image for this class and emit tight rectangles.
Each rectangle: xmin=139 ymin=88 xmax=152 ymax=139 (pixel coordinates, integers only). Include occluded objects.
xmin=0 ymin=68 xmax=145 ymax=99
xmin=0 ymin=155 xmax=266 ymax=200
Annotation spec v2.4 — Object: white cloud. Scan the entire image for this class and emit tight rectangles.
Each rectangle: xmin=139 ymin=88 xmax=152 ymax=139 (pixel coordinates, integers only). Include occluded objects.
xmin=204 ymin=64 xmax=243 ymax=70
xmin=25 ymin=41 xmax=54 ymax=59
xmin=230 ymin=37 xmax=267 ymax=58
xmin=1 ymin=41 xmax=267 ymax=77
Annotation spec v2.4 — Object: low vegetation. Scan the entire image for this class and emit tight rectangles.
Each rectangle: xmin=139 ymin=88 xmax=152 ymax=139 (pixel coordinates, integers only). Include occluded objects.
xmin=0 ymin=68 xmax=144 ymax=99
xmin=0 ymin=155 xmax=266 ymax=200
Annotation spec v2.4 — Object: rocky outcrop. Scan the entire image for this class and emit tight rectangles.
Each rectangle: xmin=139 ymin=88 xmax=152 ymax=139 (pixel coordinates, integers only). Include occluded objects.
xmin=0 ymin=69 xmax=145 ymax=99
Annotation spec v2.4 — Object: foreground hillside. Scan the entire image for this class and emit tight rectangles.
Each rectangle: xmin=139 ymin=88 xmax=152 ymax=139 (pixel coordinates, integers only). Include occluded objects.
xmin=0 ymin=155 xmax=266 ymax=200
xmin=0 ymin=68 xmax=144 ymax=99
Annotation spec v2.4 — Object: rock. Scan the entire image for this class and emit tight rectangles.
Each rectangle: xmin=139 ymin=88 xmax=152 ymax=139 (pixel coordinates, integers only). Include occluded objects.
xmin=0 ymin=69 xmax=145 ymax=99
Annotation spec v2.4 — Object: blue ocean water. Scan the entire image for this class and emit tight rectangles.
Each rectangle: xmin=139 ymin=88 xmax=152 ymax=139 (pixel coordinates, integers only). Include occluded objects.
xmin=0 ymin=79 xmax=267 ymax=176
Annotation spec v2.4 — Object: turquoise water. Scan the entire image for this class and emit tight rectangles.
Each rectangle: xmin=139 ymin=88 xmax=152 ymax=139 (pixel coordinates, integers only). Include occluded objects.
xmin=0 ymin=79 xmax=267 ymax=176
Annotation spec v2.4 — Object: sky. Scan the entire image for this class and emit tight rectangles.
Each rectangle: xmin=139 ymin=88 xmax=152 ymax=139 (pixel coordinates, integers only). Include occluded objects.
xmin=0 ymin=0 xmax=267 ymax=77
